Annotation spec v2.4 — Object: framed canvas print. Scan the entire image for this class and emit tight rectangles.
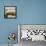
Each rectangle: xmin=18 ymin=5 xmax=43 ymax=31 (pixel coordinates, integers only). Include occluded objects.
xmin=4 ymin=6 xmax=17 ymax=19
xmin=18 ymin=24 xmax=46 ymax=41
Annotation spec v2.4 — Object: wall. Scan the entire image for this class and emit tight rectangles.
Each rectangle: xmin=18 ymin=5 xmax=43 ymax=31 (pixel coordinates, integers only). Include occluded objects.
xmin=0 ymin=0 xmax=46 ymax=44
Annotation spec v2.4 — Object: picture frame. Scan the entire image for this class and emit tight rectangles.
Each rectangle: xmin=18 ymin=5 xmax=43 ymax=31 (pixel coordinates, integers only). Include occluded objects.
xmin=4 ymin=6 xmax=17 ymax=19
xmin=18 ymin=24 xmax=46 ymax=41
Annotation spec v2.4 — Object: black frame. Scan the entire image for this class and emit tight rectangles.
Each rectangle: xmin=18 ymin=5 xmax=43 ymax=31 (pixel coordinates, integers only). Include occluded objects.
xmin=4 ymin=6 xmax=17 ymax=19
